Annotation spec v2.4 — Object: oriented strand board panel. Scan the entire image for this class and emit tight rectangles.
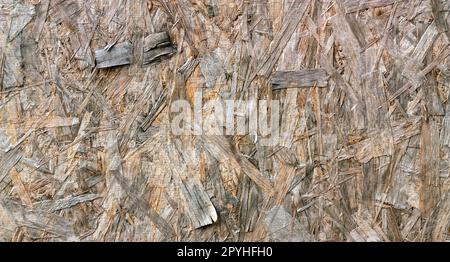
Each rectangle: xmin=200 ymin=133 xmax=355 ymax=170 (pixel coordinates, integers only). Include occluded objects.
xmin=0 ymin=0 xmax=449 ymax=242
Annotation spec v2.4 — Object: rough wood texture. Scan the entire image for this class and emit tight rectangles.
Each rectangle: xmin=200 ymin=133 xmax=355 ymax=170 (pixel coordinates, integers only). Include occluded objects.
xmin=0 ymin=0 xmax=450 ymax=242
xmin=95 ymin=42 xmax=133 ymax=69
xmin=95 ymin=32 xmax=175 ymax=68
xmin=271 ymin=70 xmax=328 ymax=90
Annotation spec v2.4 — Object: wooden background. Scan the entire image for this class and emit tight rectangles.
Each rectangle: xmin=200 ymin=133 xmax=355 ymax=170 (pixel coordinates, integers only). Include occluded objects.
xmin=0 ymin=0 xmax=449 ymax=242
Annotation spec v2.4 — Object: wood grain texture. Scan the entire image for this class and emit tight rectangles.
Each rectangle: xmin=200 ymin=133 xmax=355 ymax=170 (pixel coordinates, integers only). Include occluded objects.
xmin=0 ymin=0 xmax=449 ymax=242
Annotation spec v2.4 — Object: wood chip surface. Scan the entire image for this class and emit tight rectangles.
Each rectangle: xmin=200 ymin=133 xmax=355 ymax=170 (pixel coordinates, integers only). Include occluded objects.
xmin=0 ymin=0 xmax=449 ymax=242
